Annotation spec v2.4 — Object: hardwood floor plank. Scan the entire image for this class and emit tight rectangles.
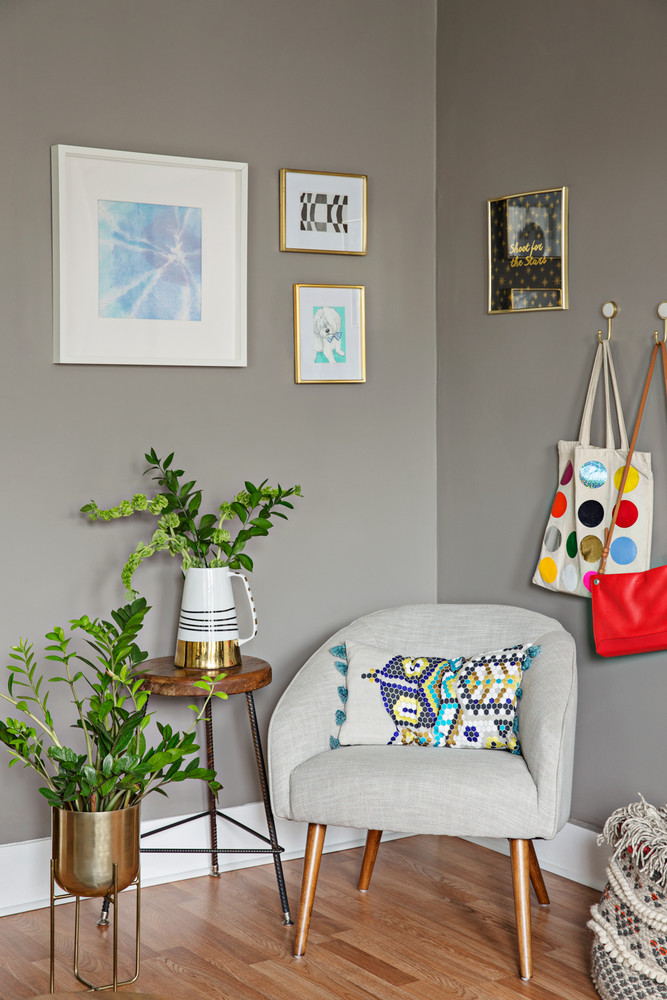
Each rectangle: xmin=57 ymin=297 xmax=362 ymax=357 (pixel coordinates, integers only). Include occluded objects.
xmin=284 ymin=947 xmax=421 ymax=1000
xmin=319 ymin=938 xmax=415 ymax=987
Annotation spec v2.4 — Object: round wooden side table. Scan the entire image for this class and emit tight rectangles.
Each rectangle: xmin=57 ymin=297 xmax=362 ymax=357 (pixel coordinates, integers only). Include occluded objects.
xmin=134 ymin=655 xmax=291 ymax=924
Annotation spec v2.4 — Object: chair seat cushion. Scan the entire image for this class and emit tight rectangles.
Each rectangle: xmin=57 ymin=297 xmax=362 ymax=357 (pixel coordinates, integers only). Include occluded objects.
xmin=289 ymin=744 xmax=545 ymax=839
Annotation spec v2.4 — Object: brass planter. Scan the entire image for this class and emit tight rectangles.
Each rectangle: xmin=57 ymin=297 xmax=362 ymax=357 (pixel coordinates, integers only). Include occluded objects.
xmin=51 ymin=804 xmax=140 ymax=897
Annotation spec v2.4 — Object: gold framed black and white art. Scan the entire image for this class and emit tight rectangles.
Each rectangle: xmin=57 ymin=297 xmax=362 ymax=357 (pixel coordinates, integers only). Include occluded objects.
xmin=280 ymin=169 xmax=367 ymax=255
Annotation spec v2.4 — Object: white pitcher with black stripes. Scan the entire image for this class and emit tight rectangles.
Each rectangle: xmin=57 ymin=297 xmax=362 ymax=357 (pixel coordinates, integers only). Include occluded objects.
xmin=174 ymin=567 xmax=257 ymax=672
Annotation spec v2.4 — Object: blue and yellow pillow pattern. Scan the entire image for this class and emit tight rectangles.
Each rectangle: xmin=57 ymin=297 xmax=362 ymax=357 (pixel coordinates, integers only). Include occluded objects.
xmin=356 ymin=651 xmax=461 ymax=746
xmin=331 ymin=640 xmax=461 ymax=747
xmin=329 ymin=640 xmax=540 ymax=753
xmin=433 ymin=643 xmax=541 ymax=753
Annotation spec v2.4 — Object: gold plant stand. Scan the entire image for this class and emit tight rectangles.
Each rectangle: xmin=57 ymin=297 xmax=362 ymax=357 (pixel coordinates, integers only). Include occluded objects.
xmin=36 ymin=995 xmax=163 ymax=1000
xmin=50 ymin=860 xmax=140 ymax=993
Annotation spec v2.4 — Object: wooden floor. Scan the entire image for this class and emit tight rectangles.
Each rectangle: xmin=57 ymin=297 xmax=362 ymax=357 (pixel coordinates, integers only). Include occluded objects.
xmin=0 ymin=835 xmax=601 ymax=1000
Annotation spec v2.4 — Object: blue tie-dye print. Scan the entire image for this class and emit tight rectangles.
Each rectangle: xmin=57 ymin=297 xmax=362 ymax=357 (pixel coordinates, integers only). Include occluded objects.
xmin=98 ymin=200 xmax=202 ymax=321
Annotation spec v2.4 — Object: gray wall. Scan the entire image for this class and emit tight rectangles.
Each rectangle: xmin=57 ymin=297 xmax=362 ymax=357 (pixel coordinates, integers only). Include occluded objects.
xmin=437 ymin=0 xmax=667 ymax=828
xmin=0 ymin=0 xmax=437 ymax=844
xmin=4 ymin=0 xmax=661 ymax=848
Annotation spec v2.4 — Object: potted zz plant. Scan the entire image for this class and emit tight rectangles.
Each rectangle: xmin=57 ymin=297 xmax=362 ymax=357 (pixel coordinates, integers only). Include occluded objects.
xmin=0 ymin=597 xmax=224 ymax=898
xmin=81 ymin=449 xmax=303 ymax=671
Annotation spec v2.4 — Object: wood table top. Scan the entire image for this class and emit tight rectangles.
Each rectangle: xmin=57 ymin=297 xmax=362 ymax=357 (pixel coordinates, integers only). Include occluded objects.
xmin=133 ymin=655 xmax=272 ymax=697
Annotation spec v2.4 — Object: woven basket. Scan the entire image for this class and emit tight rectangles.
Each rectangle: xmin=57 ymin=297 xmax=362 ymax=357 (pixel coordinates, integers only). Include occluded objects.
xmin=592 ymin=941 xmax=667 ymax=1000
xmin=589 ymin=798 xmax=667 ymax=1000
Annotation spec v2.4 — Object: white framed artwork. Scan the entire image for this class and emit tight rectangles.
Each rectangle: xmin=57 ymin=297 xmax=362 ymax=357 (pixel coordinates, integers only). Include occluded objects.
xmin=52 ymin=145 xmax=248 ymax=365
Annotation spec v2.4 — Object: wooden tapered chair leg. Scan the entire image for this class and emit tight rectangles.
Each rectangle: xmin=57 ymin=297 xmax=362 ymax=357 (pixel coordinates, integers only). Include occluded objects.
xmin=358 ymin=830 xmax=383 ymax=891
xmin=294 ymin=823 xmax=326 ymax=957
xmin=528 ymin=840 xmax=550 ymax=905
xmin=510 ymin=838 xmax=532 ymax=980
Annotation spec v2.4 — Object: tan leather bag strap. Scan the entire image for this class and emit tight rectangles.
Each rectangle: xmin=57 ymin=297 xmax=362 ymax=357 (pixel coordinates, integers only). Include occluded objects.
xmin=599 ymin=341 xmax=667 ymax=575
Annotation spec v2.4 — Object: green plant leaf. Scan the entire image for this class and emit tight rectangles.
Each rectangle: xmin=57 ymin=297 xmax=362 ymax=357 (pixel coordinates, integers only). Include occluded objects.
xmin=82 ymin=765 xmax=97 ymax=786
xmin=38 ymin=787 xmax=63 ymax=807
xmin=231 ymin=502 xmax=249 ymax=523
xmin=250 ymin=517 xmax=272 ymax=530
xmin=49 ymin=746 xmax=78 ymax=764
xmin=141 ymin=751 xmax=176 ymax=771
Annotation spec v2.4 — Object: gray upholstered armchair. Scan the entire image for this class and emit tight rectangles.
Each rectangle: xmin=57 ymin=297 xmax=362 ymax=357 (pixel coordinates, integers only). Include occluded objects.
xmin=267 ymin=604 xmax=577 ymax=980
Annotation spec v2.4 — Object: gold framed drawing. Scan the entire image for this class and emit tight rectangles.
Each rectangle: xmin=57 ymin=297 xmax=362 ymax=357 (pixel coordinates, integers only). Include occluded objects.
xmin=293 ymin=283 xmax=366 ymax=384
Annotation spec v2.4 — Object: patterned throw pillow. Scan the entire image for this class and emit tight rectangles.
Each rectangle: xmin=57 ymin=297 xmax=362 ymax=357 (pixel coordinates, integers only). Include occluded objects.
xmin=433 ymin=643 xmax=541 ymax=753
xmin=334 ymin=640 xmax=462 ymax=747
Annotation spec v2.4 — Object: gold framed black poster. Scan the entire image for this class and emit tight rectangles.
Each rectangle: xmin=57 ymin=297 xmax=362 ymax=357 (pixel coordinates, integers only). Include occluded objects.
xmin=488 ymin=186 xmax=568 ymax=313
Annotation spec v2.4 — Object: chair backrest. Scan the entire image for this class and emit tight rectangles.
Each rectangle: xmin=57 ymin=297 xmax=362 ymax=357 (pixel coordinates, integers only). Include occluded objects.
xmin=334 ymin=603 xmax=565 ymax=655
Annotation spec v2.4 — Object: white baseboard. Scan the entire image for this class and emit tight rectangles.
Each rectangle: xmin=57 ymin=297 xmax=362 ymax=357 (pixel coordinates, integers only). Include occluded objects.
xmin=0 ymin=802 xmax=401 ymax=918
xmin=0 ymin=805 xmax=608 ymax=917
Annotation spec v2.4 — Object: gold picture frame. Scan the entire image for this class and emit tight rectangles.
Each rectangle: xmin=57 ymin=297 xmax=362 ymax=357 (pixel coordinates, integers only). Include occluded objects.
xmin=280 ymin=169 xmax=367 ymax=254
xmin=294 ymin=283 xmax=366 ymax=383
xmin=488 ymin=186 xmax=568 ymax=314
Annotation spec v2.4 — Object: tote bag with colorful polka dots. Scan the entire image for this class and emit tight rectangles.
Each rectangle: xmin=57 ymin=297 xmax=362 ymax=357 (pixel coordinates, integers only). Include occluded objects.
xmin=533 ymin=340 xmax=653 ymax=598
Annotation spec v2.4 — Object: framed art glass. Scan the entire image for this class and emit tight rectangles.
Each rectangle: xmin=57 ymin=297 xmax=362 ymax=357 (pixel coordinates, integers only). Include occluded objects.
xmin=52 ymin=145 xmax=248 ymax=365
xmin=280 ymin=169 xmax=367 ymax=254
xmin=294 ymin=284 xmax=366 ymax=383
xmin=488 ymin=186 xmax=568 ymax=313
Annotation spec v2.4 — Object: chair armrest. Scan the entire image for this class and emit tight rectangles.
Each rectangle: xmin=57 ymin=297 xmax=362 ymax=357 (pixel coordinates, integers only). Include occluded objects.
xmin=518 ymin=627 xmax=578 ymax=837
xmin=268 ymin=620 xmax=376 ymax=819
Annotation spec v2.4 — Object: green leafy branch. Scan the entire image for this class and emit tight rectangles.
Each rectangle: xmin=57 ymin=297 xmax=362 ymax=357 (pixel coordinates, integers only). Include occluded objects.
xmin=81 ymin=449 xmax=302 ymax=597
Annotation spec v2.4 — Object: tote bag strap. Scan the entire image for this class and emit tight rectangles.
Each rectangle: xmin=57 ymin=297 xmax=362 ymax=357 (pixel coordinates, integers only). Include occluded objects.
xmin=579 ymin=341 xmax=628 ymax=448
xmin=603 ymin=341 xmax=629 ymax=450
xmin=599 ymin=341 xmax=667 ymax=574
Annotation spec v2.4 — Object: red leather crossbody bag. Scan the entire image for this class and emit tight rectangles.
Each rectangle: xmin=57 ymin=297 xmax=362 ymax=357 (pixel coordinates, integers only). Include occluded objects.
xmin=591 ymin=341 xmax=667 ymax=656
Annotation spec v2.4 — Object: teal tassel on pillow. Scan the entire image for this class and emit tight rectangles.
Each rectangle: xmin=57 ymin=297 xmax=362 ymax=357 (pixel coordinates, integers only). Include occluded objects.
xmin=329 ymin=644 xmax=349 ymax=749
xmin=524 ymin=644 xmax=541 ymax=669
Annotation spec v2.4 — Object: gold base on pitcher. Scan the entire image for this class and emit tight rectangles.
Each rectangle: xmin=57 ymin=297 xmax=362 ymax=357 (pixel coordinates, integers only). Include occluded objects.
xmin=175 ymin=639 xmax=242 ymax=672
